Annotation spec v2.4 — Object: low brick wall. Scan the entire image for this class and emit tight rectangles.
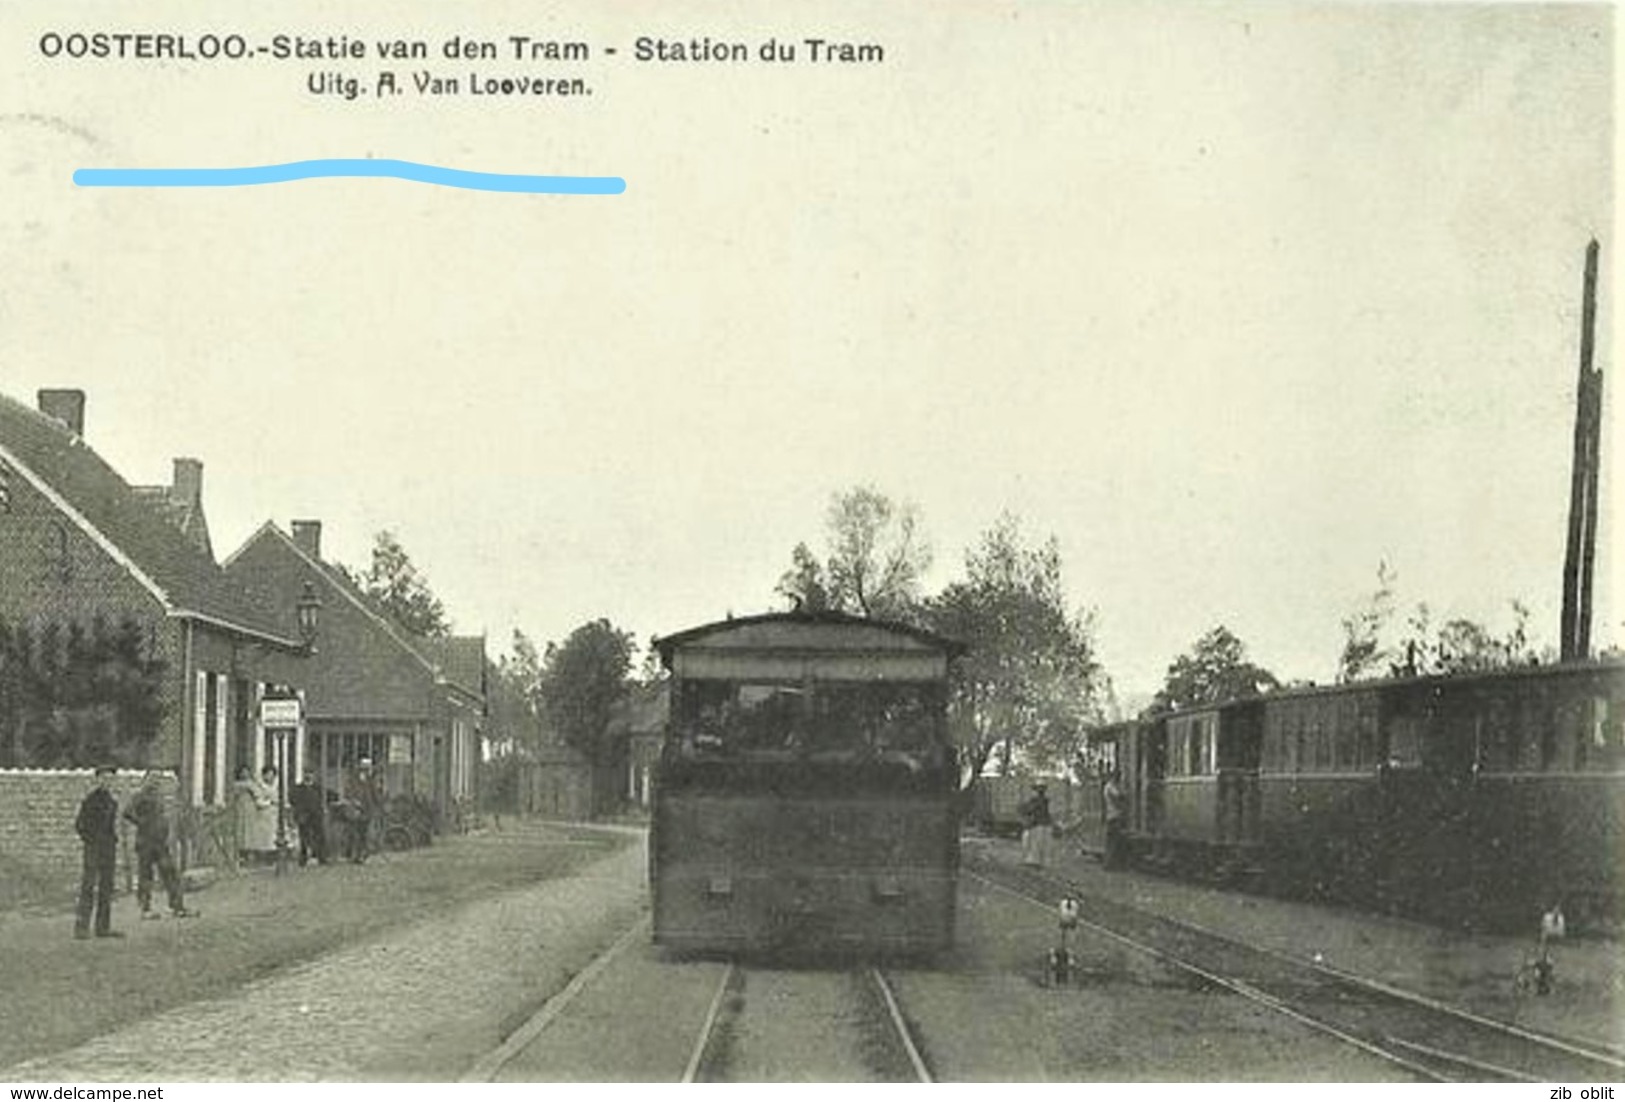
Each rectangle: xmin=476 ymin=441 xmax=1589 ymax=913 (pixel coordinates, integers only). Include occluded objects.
xmin=0 ymin=768 xmax=175 ymax=905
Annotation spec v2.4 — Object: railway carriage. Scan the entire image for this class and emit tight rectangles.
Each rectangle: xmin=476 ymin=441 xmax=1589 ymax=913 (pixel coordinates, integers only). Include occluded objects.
xmin=1092 ymin=658 xmax=1625 ymax=931
xmin=650 ymin=612 xmax=963 ymax=955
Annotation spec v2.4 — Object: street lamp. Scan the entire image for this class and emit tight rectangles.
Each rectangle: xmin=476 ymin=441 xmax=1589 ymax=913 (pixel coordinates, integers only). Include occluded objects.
xmin=296 ymin=582 xmax=322 ymax=649
xmin=259 ymin=689 xmax=303 ymax=878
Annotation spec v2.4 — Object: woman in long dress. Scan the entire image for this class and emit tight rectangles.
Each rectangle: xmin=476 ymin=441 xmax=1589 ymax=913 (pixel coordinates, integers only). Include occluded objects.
xmin=235 ymin=765 xmax=279 ymax=861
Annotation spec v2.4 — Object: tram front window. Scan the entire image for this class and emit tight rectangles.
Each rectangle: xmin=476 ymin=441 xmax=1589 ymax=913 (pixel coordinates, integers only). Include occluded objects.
xmin=679 ymin=680 xmax=938 ymax=759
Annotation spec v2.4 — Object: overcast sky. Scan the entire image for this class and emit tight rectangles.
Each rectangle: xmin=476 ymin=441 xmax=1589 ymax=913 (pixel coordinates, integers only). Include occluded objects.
xmin=0 ymin=1 xmax=1613 ymax=698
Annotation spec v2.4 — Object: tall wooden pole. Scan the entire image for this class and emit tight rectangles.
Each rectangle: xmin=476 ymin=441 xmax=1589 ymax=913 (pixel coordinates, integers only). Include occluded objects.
xmin=1560 ymin=239 xmax=1603 ymax=661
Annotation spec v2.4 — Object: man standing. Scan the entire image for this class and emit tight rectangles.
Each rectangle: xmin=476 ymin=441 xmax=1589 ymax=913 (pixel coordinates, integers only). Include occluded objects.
xmin=122 ymin=770 xmax=195 ymax=919
xmin=289 ymin=769 xmax=329 ymax=866
xmin=1020 ymin=781 xmax=1053 ymax=867
xmin=74 ymin=765 xmax=121 ymax=940
xmin=1102 ymin=768 xmax=1127 ymax=870
xmin=357 ymin=758 xmax=386 ymax=859
xmin=338 ymin=758 xmax=381 ymax=863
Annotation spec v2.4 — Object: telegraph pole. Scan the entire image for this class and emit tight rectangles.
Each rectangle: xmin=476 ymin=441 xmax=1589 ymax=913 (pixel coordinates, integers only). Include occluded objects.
xmin=1560 ymin=239 xmax=1603 ymax=661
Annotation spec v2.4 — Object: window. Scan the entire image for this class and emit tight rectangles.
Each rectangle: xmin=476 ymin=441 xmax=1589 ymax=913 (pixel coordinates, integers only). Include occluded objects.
xmin=452 ymin=720 xmax=472 ymax=799
xmin=315 ymin=732 xmax=392 ymax=795
xmin=677 ymin=679 xmax=939 ymax=759
xmin=1387 ymin=716 xmax=1423 ymax=768
xmin=1317 ymin=701 xmax=1337 ymax=770
xmin=1163 ymin=717 xmax=1214 ymax=777
xmin=1356 ymin=698 xmax=1380 ymax=769
xmin=1577 ymin=695 xmax=1622 ymax=773
xmin=1335 ymin=698 xmax=1358 ymax=770
xmin=1480 ymin=697 xmax=1518 ymax=773
xmin=231 ymin=677 xmax=252 ymax=776
xmin=1293 ymin=711 xmax=1319 ymax=773
xmin=682 ymin=680 xmax=806 ymax=752
xmin=201 ymin=673 xmax=220 ymax=805
xmin=192 ymin=670 xmax=209 ymax=804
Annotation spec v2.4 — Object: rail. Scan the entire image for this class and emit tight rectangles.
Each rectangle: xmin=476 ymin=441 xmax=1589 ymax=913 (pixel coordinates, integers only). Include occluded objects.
xmin=967 ymin=859 xmax=1625 ymax=1084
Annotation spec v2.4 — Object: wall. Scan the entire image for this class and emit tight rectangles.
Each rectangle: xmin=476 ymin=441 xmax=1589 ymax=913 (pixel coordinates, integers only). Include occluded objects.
xmin=0 ymin=768 xmax=169 ymax=906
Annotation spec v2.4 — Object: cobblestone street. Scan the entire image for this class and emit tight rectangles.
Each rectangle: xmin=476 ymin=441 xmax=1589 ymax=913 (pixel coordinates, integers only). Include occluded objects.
xmin=0 ymin=821 xmax=644 ymax=1080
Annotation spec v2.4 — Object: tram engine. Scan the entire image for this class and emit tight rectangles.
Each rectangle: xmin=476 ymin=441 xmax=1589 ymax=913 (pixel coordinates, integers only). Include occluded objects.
xmin=650 ymin=612 xmax=963 ymax=955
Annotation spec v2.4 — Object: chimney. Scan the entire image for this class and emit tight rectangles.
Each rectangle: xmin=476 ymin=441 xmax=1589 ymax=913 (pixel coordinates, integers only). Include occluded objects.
xmin=169 ymin=457 xmax=203 ymax=510
xmin=37 ymin=389 xmax=86 ymax=436
xmin=291 ymin=520 xmax=323 ymax=560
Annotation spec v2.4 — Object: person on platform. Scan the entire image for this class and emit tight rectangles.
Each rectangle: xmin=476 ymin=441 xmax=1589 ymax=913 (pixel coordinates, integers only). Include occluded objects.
xmin=1020 ymin=781 xmax=1053 ymax=867
xmin=74 ymin=765 xmax=121 ymax=939
xmin=123 ymin=770 xmax=195 ymax=919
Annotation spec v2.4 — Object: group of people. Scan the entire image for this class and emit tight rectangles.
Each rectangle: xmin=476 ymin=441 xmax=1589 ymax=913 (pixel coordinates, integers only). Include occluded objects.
xmin=234 ymin=761 xmax=385 ymax=867
xmin=1016 ymin=769 xmax=1128 ymax=870
xmin=73 ymin=758 xmax=387 ymax=941
xmin=74 ymin=766 xmax=195 ymax=940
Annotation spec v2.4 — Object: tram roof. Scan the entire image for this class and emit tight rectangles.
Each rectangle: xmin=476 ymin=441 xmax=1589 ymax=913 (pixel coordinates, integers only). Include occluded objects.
xmin=653 ymin=611 xmax=966 ymax=669
xmin=1085 ymin=654 xmax=1625 ymax=739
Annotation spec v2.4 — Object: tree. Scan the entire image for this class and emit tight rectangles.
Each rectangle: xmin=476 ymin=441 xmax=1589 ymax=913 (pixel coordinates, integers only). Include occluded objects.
xmin=1416 ymin=603 xmax=1538 ymax=675
xmin=776 ymin=486 xmax=931 ymax=620
xmin=1152 ymin=626 xmax=1278 ymax=714
xmin=1338 ymin=560 xmax=1397 ymax=682
xmin=775 ymin=543 xmax=831 ymax=613
xmin=536 ymin=619 xmax=636 ymax=767
xmin=923 ymin=513 xmax=1105 ymax=787
xmin=635 ymin=636 xmax=670 ymax=686
xmin=486 ymin=629 xmax=544 ymax=753
xmin=348 ymin=530 xmax=450 ymax=639
xmin=1336 ymin=562 xmax=1541 ymax=680
xmin=0 ymin=615 xmax=166 ymax=768
xmin=504 ymin=628 xmax=543 ymax=706
xmin=481 ymin=629 xmax=565 ymax=814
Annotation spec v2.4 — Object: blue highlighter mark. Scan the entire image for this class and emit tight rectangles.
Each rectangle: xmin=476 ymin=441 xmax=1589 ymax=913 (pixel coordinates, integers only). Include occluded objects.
xmin=73 ymin=159 xmax=625 ymax=194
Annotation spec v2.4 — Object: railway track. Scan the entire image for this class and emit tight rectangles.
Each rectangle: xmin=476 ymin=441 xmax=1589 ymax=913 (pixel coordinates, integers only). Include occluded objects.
xmin=462 ymin=917 xmax=933 ymax=1082
xmin=682 ymin=962 xmax=933 ymax=1082
xmin=969 ymin=858 xmax=1625 ymax=1084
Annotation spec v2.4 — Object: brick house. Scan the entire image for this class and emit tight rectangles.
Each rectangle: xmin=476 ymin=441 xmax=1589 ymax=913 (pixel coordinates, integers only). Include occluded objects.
xmin=223 ymin=520 xmax=485 ymax=823
xmin=0 ymin=388 xmax=310 ymax=866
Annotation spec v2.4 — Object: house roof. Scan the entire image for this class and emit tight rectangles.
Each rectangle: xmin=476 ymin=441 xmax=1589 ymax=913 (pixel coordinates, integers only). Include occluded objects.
xmin=0 ymin=390 xmax=300 ymax=646
xmin=131 ymin=484 xmax=212 ymax=559
xmin=423 ymin=635 xmax=487 ymax=699
xmin=226 ymin=521 xmax=485 ymax=701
